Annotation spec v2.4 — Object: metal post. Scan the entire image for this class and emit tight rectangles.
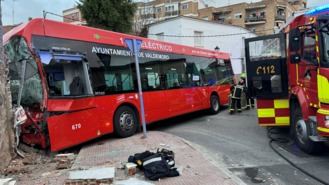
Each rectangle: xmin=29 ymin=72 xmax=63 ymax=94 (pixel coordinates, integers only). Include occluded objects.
xmin=132 ymin=39 xmax=147 ymax=138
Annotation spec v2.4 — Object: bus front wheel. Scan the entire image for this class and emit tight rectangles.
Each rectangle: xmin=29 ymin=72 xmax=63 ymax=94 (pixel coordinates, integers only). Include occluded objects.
xmin=209 ymin=94 xmax=220 ymax=114
xmin=114 ymin=105 xmax=138 ymax=138
xmin=291 ymin=102 xmax=323 ymax=154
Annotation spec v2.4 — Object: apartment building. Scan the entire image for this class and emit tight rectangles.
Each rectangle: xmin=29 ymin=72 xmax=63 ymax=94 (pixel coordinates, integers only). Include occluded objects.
xmin=62 ymin=7 xmax=86 ymax=25
xmin=198 ymin=0 xmax=306 ymax=35
xmin=134 ymin=0 xmax=207 ymax=33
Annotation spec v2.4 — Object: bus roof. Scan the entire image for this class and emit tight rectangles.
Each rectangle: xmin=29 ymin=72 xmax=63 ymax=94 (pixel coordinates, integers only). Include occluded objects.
xmin=4 ymin=18 xmax=230 ymax=60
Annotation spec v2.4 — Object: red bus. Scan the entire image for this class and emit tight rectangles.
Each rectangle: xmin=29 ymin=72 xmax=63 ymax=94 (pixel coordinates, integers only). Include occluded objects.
xmin=4 ymin=18 xmax=233 ymax=151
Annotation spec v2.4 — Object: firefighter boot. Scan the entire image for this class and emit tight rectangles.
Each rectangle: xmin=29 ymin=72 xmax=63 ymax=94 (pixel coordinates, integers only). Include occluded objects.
xmin=229 ymin=98 xmax=236 ymax=114
xmin=246 ymin=99 xmax=251 ymax=110
xmin=237 ymin=99 xmax=242 ymax=113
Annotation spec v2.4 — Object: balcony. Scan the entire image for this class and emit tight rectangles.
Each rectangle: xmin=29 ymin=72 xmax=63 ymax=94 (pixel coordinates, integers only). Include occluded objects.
xmin=165 ymin=11 xmax=179 ymax=17
xmin=245 ymin=4 xmax=266 ymax=10
xmin=245 ymin=16 xmax=266 ymax=25
xmin=213 ymin=11 xmax=231 ymax=23
xmin=275 ymin=14 xmax=286 ymax=21
xmin=140 ymin=13 xmax=156 ymax=20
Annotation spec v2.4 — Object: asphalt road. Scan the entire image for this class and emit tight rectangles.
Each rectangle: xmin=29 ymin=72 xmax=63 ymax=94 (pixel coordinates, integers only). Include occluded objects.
xmin=148 ymin=107 xmax=329 ymax=185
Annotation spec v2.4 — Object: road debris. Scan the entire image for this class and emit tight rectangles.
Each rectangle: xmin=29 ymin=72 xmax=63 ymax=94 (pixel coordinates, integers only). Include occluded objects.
xmin=65 ymin=167 xmax=115 ymax=185
xmin=115 ymin=177 xmax=154 ymax=185
xmin=2 ymin=160 xmax=27 ymax=175
xmin=0 ymin=178 xmax=16 ymax=185
xmin=55 ymin=153 xmax=75 ymax=169
xmin=125 ymin=163 xmax=137 ymax=176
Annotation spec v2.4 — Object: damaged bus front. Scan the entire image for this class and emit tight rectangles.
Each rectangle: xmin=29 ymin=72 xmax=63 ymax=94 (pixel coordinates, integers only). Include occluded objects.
xmin=5 ymin=36 xmax=47 ymax=148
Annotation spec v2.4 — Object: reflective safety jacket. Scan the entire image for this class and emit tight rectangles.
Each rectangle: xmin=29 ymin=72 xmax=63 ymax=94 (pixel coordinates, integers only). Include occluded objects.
xmin=231 ymin=85 xmax=244 ymax=99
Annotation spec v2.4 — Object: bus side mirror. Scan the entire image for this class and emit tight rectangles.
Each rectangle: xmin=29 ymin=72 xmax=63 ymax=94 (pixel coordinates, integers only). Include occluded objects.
xmin=289 ymin=28 xmax=302 ymax=52
xmin=291 ymin=54 xmax=301 ymax=64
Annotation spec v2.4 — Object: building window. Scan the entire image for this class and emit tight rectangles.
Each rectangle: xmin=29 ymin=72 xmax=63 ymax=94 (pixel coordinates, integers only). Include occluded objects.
xmin=194 ymin=31 xmax=204 ymax=48
xmin=250 ymin=27 xmax=256 ymax=33
xmin=156 ymin=7 xmax=162 ymax=13
xmin=148 ymin=7 xmax=154 ymax=14
xmin=260 ymin=12 xmax=265 ymax=17
xmin=181 ymin=3 xmax=188 ymax=10
xmin=156 ymin=32 xmax=164 ymax=41
xmin=234 ymin=13 xmax=242 ymax=19
xmin=277 ymin=8 xmax=285 ymax=16
xmin=165 ymin=5 xmax=175 ymax=12
xmin=140 ymin=9 xmax=144 ymax=15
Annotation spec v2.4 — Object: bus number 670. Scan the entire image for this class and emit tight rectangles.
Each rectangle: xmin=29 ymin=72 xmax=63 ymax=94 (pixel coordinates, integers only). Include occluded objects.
xmin=72 ymin=123 xmax=82 ymax=131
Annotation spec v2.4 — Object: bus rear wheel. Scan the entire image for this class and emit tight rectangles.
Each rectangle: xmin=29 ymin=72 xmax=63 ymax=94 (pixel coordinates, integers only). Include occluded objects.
xmin=291 ymin=103 xmax=323 ymax=154
xmin=114 ymin=105 xmax=138 ymax=138
xmin=209 ymin=94 xmax=220 ymax=114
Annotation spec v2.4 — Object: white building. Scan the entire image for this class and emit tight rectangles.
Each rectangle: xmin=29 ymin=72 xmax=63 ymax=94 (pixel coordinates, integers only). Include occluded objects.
xmin=147 ymin=16 xmax=257 ymax=74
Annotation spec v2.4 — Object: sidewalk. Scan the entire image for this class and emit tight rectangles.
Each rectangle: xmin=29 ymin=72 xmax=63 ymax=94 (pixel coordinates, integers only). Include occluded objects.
xmin=71 ymin=131 xmax=244 ymax=185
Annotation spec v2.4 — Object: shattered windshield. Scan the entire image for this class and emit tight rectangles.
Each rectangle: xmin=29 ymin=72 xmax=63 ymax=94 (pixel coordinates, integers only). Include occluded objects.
xmin=4 ymin=37 xmax=43 ymax=106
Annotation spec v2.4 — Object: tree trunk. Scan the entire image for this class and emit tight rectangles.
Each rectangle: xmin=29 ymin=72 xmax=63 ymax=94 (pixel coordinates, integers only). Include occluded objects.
xmin=0 ymin=0 xmax=15 ymax=169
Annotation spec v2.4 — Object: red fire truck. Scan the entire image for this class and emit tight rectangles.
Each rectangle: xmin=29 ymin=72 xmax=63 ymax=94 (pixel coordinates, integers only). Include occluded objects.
xmin=245 ymin=5 xmax=329 ymax=154
xmin=4 ymin=18 xmax=233 ymax=151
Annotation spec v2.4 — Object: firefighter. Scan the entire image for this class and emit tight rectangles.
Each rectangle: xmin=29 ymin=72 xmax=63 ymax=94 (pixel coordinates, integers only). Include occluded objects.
xmin=229 ymin=77 xmax=244 ymax=114
xmin=245 ymin=89 xmax=255 ymax=109
xmin=240 ymin=73 xmax=255 ymax=109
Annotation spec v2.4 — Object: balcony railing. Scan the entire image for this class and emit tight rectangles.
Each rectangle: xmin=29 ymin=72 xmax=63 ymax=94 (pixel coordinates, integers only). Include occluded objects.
xmin=215 ymin=18 xmax=225 ymax=23
xmin=165 ymin=11 xmax=179 ymax=17
xmin=245 ymin=16 xmax=266 ymax=23
xmin=245 ymin=4 xmax=266 ymax=10
xmin=140 ymin=14 xmax=156 ymax=19
xmin=275 ymin=14 xmax=286 ymax=21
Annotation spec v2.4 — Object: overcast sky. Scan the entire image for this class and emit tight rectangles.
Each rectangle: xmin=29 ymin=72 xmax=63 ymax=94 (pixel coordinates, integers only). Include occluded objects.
xmin=1 ymin=0 xmax=329 ymax=25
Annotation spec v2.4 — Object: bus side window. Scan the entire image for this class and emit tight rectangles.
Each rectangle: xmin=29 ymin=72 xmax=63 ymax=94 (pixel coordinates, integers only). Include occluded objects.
xmin=186 ymin=62 xmax=201 ymax=87
xmin=97 ymin=55 xmax=135 ymax=94
xmin=162 ymin=59 xmax=188 ymax=89
xmin=140 ymin=60 xmax=162 ymax=91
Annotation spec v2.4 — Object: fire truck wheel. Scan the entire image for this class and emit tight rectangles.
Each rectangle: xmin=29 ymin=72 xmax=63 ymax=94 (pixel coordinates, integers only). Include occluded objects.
xmin=114 ymin=105 xmax=138 ymax=138
xmin=292 ymin=103 xmax=323 ymax=154
xmin=209 ymin=94 xmax=220 ymax=114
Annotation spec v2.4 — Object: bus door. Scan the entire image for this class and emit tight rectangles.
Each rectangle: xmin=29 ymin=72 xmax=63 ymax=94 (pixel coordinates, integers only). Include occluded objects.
xmin=38 ymin=50 xmax=98 ymax=151
xmin=245 ymin=33 xmax=289 ymax=126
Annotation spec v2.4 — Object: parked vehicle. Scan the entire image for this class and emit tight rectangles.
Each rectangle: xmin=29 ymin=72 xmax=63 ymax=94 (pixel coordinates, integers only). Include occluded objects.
xmin=245 ymin=5 xmax=329 ymax=153
xmin=4 ymin=18 xmax=233 ymax=151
